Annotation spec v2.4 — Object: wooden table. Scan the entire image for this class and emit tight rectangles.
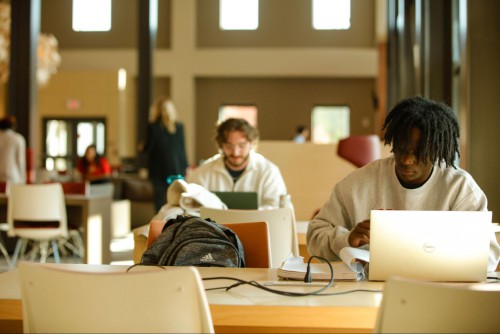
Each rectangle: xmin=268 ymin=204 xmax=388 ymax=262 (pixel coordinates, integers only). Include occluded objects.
xmin=0 ymin=264 xmax=384 ymax=333
xmin=0 ymin=190 xmax=112 ymax=265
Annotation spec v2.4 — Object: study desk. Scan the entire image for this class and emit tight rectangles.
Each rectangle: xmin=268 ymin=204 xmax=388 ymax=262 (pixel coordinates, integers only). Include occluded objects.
xmin=0 ymin=264 xmax=384 ymax=333
xmin=0 ymin=191 xmax=112 ymax=265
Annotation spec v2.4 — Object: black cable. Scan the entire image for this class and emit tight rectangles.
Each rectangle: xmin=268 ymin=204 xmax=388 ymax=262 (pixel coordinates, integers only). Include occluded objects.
xmin=202 ymin=255 xmax=380 ymax=297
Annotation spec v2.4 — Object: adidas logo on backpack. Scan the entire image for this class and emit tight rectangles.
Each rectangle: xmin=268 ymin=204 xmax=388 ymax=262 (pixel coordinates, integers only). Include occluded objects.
xmin=200 ymin=253 xmax=215 ymax=263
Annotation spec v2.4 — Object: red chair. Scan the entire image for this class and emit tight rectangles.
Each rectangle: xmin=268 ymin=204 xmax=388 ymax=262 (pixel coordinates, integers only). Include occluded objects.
xmin=337 ymin=135 xmax=381 ymax=168
xmin=59 ymin=181 xmax=90 ymax=196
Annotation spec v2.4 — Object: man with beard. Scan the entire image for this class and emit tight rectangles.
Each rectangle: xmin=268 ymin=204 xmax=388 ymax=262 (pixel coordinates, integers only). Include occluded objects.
xmin=187 ymin=118 xmax=287 ymax=208
xmin=307 ymin=96 xmax=500 ymax=271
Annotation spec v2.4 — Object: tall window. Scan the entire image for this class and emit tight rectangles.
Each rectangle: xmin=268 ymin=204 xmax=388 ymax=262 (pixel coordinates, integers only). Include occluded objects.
xmin=72 ymin=0 xmax=112 ymax=32
xmin=218 ymin=105 xmax=258 ymax=127
xmin=311 ymin=106 xmax=350 ymax=144
xmin=220 ymin=0 xmax=259 ymax=30
xmin=312 ymin=0 xmax=351 ymax=30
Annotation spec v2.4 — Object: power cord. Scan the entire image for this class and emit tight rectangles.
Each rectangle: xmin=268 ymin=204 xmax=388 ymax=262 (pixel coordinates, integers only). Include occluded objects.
xmin=126 ymin=258 xmax=382 ymax=296
xmin=203 ymin=255 xmax=381 ymax=297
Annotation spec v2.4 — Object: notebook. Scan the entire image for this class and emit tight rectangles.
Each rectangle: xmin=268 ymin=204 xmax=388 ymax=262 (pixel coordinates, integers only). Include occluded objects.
xmin=213 ymin=191 xmax=259 ymax=210
xmin=369 ymin=210 xmax=492 ymax=282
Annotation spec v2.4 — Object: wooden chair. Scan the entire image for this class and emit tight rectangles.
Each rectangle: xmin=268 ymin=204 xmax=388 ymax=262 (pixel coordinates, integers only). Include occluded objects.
xmin=374 ymin=276 xmax=500 ymax=333
xmin=18 ymin=261 xmax=214 ymax=333
xmin=146 ymin=219 xmax=272 ymax=268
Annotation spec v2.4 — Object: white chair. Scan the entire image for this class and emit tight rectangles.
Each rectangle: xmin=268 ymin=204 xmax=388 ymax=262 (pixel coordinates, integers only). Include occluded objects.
xmin=18 ymin=261 xmax=214 ymax=333
xmin=199 ymin=207 xmax=299 ymax=267
xmin=374 ymin=276 xmax=500 ymax=333
xmin=7 ymin=183 xmax=68 ymax=267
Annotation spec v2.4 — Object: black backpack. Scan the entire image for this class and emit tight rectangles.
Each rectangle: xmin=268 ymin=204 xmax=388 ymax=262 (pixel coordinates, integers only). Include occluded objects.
xmin=141 ymin=215 xmax=246 ymax=267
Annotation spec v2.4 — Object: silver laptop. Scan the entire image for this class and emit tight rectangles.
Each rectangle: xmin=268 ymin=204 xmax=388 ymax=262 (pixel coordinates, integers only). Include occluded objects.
xmin=369 ymin=210 xmax=492 ymax=282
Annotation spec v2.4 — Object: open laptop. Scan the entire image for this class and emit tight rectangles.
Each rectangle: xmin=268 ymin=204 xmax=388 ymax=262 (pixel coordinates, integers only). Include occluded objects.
xmin=213 ymin=192 xmax=259 ymax=210
xmin=369 ymin=210 xmax=492 ymax=282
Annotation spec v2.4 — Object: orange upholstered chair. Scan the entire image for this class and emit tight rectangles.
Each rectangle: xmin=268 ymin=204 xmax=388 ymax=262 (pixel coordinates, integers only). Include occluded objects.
xmin=145 ymin=219 xmax=271 ymax=268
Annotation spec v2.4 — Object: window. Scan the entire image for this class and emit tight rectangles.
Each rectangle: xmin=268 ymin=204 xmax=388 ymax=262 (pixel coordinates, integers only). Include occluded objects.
xmin=218 ymin=105 xmax=258 ymax=127
xmin=312 ymin=0 xmax=351 ymax=30
xmin=311 ymin=106 xmax=350 ymax=144
xmin=220 ymin=0 xmax=259 ymax=30
xmin=72 ymin=0 xmax=112 ymax=32
xmin=44 ymin=118 xmax=106 ymax=172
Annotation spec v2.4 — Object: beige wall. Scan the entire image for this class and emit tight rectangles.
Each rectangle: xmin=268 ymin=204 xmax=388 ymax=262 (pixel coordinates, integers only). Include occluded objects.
xmin=195 ymin=77 xmax=377 ymax=163
xmin=37 ymin=71 xmax=128 ymax=166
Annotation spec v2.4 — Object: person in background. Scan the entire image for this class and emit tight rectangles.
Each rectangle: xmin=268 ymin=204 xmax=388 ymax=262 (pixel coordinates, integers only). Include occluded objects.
xmin=0 ymin=116 xmax=26 ymax=184
xmin=76 ymin=144 xmax=112 ymax=184
xmin=143 ymin=96 xmax=188 ymax=212
xmin=307 ymin=96 xmax=500 ymax=271
xmin=293 ymin=125 xmax=309 ymax=143
xmin=187 ymin=118 xmax=287 ymax=209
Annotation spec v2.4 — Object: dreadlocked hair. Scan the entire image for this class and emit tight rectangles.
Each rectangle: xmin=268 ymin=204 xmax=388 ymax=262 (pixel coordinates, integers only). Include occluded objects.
xmin=382 ymin=96 xmax=460 ymax=168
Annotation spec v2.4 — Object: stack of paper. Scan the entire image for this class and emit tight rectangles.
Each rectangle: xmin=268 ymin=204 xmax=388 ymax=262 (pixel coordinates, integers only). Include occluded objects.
xmin=277 ymin=247 xmax=369 ymax=281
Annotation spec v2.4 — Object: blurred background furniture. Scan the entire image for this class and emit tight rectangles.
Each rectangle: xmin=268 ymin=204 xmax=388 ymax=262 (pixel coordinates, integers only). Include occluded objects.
xmin=374 ymin=276 xmax=500 ymax=333
xmin=111 ymin=175 xmax=154 ymax=230
xmin=7 ymin=183 xmax=68 ymax=267
xmin=337 ymin=134 xmax=382 ymax=168
xmin=0 ymin=181 xmax=10 ymax=266
xmin=199 ymin=207 xmax=298 ymax=268
xmin=18 ymin=262 xmax=214 ymax=333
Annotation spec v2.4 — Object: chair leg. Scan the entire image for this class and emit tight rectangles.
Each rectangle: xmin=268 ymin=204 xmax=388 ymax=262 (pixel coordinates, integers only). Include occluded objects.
xmin=70 ymin=230 xmax=85 ymax=258
xmin=39 ymin=241 xmax=49 ymax=263
xmin=51 ymin=239 xmax=61 ymax=263
xmin=0 ymin=236 xmax=10 ymax=268
xmin=10 ymin=239 xmax=24 ymax=269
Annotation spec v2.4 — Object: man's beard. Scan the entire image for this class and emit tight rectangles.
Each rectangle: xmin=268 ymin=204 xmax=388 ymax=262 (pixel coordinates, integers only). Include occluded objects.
xmin=224 ymin=153 xmax=250 ymax=171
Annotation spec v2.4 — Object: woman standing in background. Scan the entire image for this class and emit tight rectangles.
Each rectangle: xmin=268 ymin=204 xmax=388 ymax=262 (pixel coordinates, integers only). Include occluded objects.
xmin=144 ymin=96 xmax=188 ymax=212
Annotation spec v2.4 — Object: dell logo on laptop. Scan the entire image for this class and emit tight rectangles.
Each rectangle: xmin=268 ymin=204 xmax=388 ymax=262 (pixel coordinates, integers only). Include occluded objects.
xmin=423 ymin=242 xmax=437 ymax=253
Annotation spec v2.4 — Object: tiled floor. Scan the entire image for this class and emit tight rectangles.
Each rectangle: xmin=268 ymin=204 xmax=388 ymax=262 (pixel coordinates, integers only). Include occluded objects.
xmin=0 ymin=233 xmax=135 ymax=273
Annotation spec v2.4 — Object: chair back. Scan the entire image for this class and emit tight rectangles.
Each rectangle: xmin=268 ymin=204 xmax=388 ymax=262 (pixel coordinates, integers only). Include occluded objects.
xmin=200 ymin=207 xmax=298 ymax=267
xmin=337 ymin=135 xmax=381 ymax=168
xmin=18 ymin=261 xmax=214 ymax=333
xmin=7 ymin=183 xmax=68 ymax=239
xmin=59 ymin=181 xmax=90 ymax=196
xmin=146 ymin=219 xmax=272 ymax=268
xmin=374 ymin=276 xmax=500 ymax=333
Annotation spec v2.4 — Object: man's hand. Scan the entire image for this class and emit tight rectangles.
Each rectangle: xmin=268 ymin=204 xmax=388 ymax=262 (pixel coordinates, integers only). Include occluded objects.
xmin=348 ymin=219 xmax=370 ymax=247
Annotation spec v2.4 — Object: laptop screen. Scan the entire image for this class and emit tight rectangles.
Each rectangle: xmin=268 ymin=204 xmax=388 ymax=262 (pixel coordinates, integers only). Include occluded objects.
xmin=213 ymin=192 xmax=259 ymax=210
xmin=369 ymin=210 xmax=492 ymax=282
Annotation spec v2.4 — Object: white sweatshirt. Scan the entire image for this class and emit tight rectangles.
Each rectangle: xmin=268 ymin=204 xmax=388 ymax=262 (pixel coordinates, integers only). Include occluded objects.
xmin=187 ymin=151 xmax=287 ymax=209
xmin=0 ymin=129 xmax=26 ymax=184
xmin=307 ymin=157 xmax=500 ymax=272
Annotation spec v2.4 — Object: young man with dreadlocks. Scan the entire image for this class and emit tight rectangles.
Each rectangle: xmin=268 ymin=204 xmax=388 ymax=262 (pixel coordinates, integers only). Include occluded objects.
xmin=307 ymin=96 xmax=500 ymax=271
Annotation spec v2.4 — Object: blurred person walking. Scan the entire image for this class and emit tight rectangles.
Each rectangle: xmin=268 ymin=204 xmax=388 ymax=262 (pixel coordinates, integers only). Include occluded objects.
xmin=143 ymin=96 xmax=188 ymax=212
xmin=0 ymin=116 xmax=26 ymax=184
